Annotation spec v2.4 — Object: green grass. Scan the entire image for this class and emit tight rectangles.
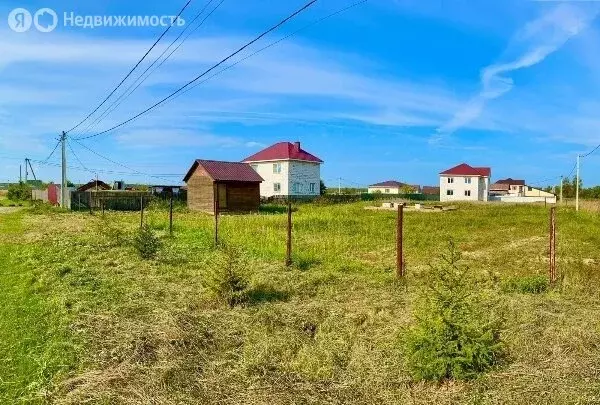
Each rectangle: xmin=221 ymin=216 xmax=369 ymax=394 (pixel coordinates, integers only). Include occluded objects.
xmin=1 ymin=202 xmax=600 ymax=403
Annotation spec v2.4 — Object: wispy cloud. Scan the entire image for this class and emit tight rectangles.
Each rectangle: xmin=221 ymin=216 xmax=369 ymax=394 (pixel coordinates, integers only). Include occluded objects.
xmin=433 ymin=3 xmax=599 ymax=142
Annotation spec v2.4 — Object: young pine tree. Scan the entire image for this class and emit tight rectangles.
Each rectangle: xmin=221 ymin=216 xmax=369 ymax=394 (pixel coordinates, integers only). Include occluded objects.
xmin=405 ymin=240 xmax=504 ymax=381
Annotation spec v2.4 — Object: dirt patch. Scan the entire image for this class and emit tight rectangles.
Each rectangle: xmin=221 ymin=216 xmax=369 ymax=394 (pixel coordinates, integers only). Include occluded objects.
xmin=0 ymin=207 xmax=21 ymax=214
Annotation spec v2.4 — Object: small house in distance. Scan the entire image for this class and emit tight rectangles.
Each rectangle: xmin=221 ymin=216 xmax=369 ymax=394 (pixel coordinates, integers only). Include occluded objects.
xmin=440 ymin=163 xmax=491 ymax=202
xmin=368 ymin=180 xmax=419 ymax=194
xmin=183 ymin=160 xmax=263 ymax=214
xmin=77 ymin=179 xmax=111 ymax=192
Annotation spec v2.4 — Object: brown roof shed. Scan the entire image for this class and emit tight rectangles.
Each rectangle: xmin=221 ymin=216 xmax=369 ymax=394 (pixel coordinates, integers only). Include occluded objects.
xmin=183 ymin=160 xmax=263 ymax=214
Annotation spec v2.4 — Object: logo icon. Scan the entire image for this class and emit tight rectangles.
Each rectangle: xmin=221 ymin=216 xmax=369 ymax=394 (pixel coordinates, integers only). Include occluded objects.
xmin=8 ymin=8 xmax=32 ymax=32
xmin=34 ymin=8 xmax=58 ymax=32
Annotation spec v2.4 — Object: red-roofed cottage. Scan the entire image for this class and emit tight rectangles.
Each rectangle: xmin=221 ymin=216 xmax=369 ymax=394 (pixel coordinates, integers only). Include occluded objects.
xmin=243 ymin=141 xmax=323 ymax=198
xmin=183 ymin=160 xmax=263 ymax=213
xmin=439 ymin=163 xmax=491 ymax=202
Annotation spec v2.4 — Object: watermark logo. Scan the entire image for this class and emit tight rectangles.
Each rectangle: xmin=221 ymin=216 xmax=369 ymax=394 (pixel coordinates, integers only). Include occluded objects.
xmin=8 ymin=8 xmax=32 ymax=32
xmin=7 ymin=8 xmax=185 ymax=33
xmin=34 ymin=8 xmax=58 ymax=33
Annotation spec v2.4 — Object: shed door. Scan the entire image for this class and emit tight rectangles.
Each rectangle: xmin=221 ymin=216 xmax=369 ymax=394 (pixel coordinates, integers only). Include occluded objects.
xmin=217 ymin=184 xmax=227 ymax=209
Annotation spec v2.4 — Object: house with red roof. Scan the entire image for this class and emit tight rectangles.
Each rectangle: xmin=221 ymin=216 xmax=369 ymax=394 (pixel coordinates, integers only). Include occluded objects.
xmin=183 ymin=160 xmax=263 ymax=213
xmin=367 ymin=180 xmax=419 ymax=194
xmin=439 ymin=163 xmax=491 ymax=202
xmin=243 ymin=141 xmax=323 ymax=198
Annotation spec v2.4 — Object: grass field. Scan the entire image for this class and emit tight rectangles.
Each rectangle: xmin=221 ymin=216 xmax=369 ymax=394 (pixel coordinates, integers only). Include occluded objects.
xmin=1 ymin=202 xmax=600 ymax=404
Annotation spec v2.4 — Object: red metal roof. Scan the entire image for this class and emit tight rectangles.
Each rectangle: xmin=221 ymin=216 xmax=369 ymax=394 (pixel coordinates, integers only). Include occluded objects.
xmin=440 ymin=163 xmax=491 ymax=177
xmin=421 ymin=185 xmax=440 ymax=195
xmin=242 ymin=142 xmax=323 ymax=163
xmin=183 ymin=160 xmax=263 ymax=183
xmin=369 ymin=180 xmax=419 ymax=190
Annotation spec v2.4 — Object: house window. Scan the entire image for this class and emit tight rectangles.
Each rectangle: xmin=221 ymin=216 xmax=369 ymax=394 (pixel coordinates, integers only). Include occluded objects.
xmin=447 ymin=177 xmax=454 ymax=184
xmin=465 ymin=190 xmax=471 ymax=197
xmin=273 ymin=183 xmax=281 ymax=193
xmin=309 ymin=183 xmax=316 ymax=193
xmin=528 ymin=186 xmax=533 ymax=191
xmin=465 ymin=177 xmax=471 ymax=184
xmin=385 ymin=189 xmax=390 ymax=193
xmin=446 ymin=190 xmax=454 ymax=196
xmin=273 ymin=163 xmax=281 ymax=174
xmin=292 ymin=183 xmax=303 ymax=193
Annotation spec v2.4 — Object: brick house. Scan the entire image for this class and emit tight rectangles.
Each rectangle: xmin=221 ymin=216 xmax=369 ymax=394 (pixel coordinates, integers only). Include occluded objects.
xmin=243 ymin=142 xmax=323 ymax=198
xmin=183 ymin=160 xmax=263 ymax=213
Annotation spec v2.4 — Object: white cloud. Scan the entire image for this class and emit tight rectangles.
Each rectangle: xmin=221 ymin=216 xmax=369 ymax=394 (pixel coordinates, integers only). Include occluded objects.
xmin=434 ymin=3 xmax=599 ymax=141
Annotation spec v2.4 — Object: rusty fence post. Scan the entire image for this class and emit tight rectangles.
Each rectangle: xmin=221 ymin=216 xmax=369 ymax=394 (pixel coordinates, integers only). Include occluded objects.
xmin=549 ymin=206 xmax=557 ymax=284
xmin=397 ymin=203 xmax=405 ymax=278
xmin=169 ymin=193 xmax=174 ymax=236
xmin=286 ymin=201 xmax=293 ymax=267
xmin=140 ymin=195 xmax=144 ymax=228
xmin=214 ymin=190 xmax=219 ymax=247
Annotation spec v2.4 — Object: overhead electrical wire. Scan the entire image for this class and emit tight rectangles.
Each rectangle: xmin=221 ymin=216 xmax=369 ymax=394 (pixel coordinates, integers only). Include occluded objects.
xmin=65 ymin=0 xmax=192 ymax=134
xmin=74 ymin=0 xmax=320 ymax=141
xmin=581 ymin=143 xmax=600 ymax=158
xmin=73 ymin=0 xmax=223 ymax=139
xmin=174 ymin=0 xmax=368 ymax=102
xmin=43 ymin=139 xmax=61 ymax=163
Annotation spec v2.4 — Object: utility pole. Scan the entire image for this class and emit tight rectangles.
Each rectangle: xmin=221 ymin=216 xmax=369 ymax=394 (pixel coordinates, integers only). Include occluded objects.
xmin=559 ymin=176 xmax=563 ymax=205
xmin=61 ymin=131 xmax=67 ymax=208
xmin=575 ymin=154 xmax=580 ymax=212
xmin=24 ymin=158 xmax=28 ymax=183
xmin=338 ymin=177 xmax=342 ymax=195
xmin=19 ymin=165 xmax=22 ymax=183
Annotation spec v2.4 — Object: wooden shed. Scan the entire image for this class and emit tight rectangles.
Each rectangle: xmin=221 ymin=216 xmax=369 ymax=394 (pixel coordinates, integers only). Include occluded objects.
xmin=183 ymin=160 xmax=263 ymax=214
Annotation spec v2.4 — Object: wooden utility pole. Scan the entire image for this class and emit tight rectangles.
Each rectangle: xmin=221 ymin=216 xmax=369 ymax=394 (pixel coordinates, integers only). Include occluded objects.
xmin=169 ymin=193 xmax=174 ymax=236
xmin=140 ymin=195 xmax=144 ymax=228
xmin=286 ymin=201 xmax=293 ymax=266
xmin=396 ymin=203 xmax=405 ymax=278
xmin=549 ymin=206 xmax=557 ymax=284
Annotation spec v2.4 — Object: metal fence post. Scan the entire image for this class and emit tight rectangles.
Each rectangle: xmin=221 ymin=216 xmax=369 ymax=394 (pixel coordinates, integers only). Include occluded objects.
xmin=169 ymin=193 xmax=174 ymax=236
xmin=214 ymin=185 xmax=219 ymax=247
xmin=397 ymin=203 xmax=405 ymax=278
xmin=140 ymin=195 xmax=144 ymax=228
xmin=549 ymin=206 xmax=557 ymax=284
xmin=286 ymin=201 xmax=292 ymax=267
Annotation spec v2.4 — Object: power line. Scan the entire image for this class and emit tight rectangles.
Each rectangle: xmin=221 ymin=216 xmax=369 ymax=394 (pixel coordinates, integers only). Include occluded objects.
xmin=67 ymin=139 xmax=91 ymax=172
xmin=74 ymin=0 xmax=319 ymax=141
xmin=172 ymin=0 xmax=368 ymax=103
xmin=581 ymin=143 xmax=600 ymax=158
xmin=66 ymin=0 xmax=192 ymax=134
xmin=73 ymin=0 xmax=223 ymax=139
xmin=43 ymin=139 xmax=61 ymax=163
xmin=70 ymin=137 xmax=177 ymax=182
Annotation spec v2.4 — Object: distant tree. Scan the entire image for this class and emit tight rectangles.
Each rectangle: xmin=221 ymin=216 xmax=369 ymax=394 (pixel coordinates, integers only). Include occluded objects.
xmin=400 ymin=185 xmax=417 ymax=194
xmin=67 ymin=180 xmax=75 ymax=187
xmin=7 ymin=182 xmax=32 ymax=201
xmin=320 ymin=180 xmax=327 ymax=195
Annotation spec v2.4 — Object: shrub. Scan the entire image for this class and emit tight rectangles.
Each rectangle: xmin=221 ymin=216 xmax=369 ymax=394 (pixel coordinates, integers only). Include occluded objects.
xmin=404 ymin=241 xmax=504 ymax=381
xmin=206 ymin=246 xmax=250 ymax=308
xmin=501 ymin=275 xmax=549 ymax=294
xmin=133 ymin=224 xmax=161 ymax=259
xmin=7 ymin=182 xmax=32 ymax=201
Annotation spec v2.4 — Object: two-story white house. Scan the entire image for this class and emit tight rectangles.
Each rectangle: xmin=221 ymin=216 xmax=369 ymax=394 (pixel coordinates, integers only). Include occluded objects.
xmin=439 ymin=163 xmax=491 ymax=202
xmin=243 ymin=141 xmax=323 ymax=198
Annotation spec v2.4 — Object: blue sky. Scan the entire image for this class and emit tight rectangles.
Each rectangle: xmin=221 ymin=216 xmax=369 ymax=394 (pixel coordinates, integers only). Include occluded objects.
xmin=1 ymin=0 xmax=600 ymax=188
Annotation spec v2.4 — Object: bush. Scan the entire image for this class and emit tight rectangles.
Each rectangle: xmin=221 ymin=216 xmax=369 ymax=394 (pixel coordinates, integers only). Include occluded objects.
xmin=133 ymin=224 xmax=161 ymax=259
xmin=206 ymin=246 xmax=250 ymax=308
xmin=7 ymin=182 xmax=32 ymax=201
xmin=501 ymin=275 xmax=548 ymax=294
xmin=404 ymin=241 xmax=504 ymax=381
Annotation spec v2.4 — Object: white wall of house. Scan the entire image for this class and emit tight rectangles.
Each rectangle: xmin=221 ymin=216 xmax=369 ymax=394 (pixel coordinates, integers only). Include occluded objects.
xmin=524 ymin=186 xmax=555 ymax=198
xmin=368 ymin=187 xmax=400 ymax=194
xmin=249 ymin=160 xmax=320 ymax=197
xmin=440 ymin=175 xmax=489 ymax=202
